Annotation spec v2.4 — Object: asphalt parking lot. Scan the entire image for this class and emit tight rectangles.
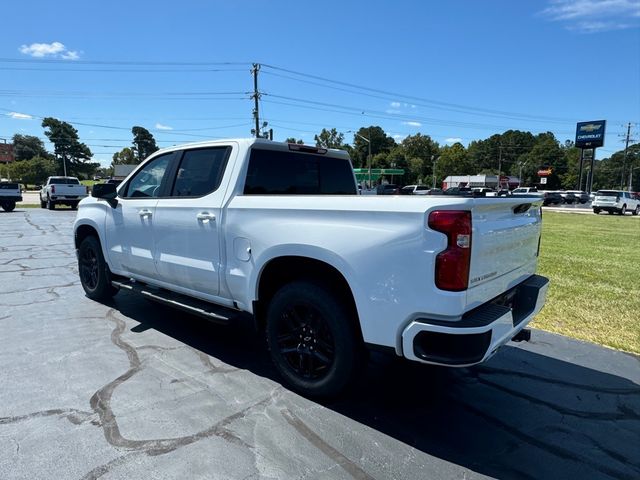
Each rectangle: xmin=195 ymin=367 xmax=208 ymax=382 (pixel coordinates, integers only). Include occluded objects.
xmin=1 ymin=209 xmax=639 ymax=480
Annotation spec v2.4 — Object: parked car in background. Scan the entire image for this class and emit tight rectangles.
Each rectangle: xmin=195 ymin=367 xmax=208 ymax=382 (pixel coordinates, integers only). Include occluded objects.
xmin=512 ymin=187 xmax=540 ymax=195
xmin=566 ymin=190 xmax=590 ymax=204
xmin=426 ymin=188 xmax=444 ymax=195
xmin=557 ymin=191 xmax=577 ymax=204
xmin=443 ymin=186 xmax=472 ymax=195
xmin=376 ymin=184 xmax=400 ymax=195
xmin=0 ymin=181 xmax=22 ymax=212
xmin=592 ymin=190 xmax=640 ymax=215
xmin=471 ymin=187 xmax=496 ymax=196
xmin=541 ymin=191 xmax=563 ymax=206
xmin=106 ymin=178 xmax=123 ymax=186
xmin=400 ymin=185 xmax=430 ymax=195
xmin=39 ymin=176 xmax=89 ymax=210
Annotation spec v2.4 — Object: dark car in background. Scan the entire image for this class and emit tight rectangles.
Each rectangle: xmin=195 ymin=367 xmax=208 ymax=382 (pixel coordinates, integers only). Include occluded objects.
xmin=558 ymin=191 xmax=577 ymax=204
xmin=443 ymin=186 xmax=472 ymax=196
xmin=567 ymin=190 xmax=590 ymax=204
xmin=542 ymin=191 xmax=563 ymax=206
xmin=376 ymin=184 xmax=400 ymax=195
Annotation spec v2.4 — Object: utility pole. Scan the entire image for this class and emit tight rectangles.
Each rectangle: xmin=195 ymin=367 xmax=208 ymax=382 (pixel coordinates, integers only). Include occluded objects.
xmin=621 ymin=122 xmax=632 ymax=190
xmin=498 ymin=146 xmax=503 ymax=188
xmin=251 ymin=64 xmax=260 ymax=138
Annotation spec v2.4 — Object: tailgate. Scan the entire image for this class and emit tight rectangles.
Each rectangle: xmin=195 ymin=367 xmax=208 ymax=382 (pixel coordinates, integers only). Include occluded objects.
xmin=466 ymin=197 xmax=542 ymax=307
xmin=56 ymin=185 xmax=86 ymax=195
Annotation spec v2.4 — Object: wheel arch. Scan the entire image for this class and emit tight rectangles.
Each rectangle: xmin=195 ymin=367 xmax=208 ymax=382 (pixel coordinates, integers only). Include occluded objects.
xmin=254 ymin=255 xmax=362 ymax=340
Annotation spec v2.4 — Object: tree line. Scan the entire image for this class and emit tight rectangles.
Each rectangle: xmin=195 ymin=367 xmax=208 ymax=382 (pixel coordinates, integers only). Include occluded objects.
xmin=3 ymin=119 xmax=638 ymax=192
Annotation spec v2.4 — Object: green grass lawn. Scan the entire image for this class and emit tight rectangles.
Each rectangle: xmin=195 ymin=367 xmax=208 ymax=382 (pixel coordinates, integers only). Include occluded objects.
xmin=534 ymin=211 xmax=640 ymax=354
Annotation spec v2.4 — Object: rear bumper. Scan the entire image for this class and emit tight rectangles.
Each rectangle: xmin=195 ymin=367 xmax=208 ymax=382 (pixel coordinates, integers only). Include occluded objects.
xmin=401 ymin=274 xmax=549 ymax=366
xmin=0 ymin=196 xmax=22 ymax=202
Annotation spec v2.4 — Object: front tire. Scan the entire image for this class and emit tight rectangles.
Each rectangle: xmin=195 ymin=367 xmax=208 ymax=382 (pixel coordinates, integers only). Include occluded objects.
xmin=46 ymin=196 xmax=55 ymax=210
xmin=593 ymin=208 xmax=601 ymax=214
xmin=78 ymin=236 xmax=118 ymax=300
xmin=265 ymin=281 xmax=364 ymax=398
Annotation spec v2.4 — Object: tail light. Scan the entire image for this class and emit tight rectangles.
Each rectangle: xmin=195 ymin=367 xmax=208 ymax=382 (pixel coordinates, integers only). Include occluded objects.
xmin=51 ymin=185 xmax=56 ymax=194
xmin=428 ymin=210 xmax=472 ymax=291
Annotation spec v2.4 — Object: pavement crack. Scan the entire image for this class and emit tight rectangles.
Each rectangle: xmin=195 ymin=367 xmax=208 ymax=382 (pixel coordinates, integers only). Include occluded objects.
xmin=281 ymin=408 xmax=374 ymax=480
xmin=90 ymin=308 xmax=271 ymax=457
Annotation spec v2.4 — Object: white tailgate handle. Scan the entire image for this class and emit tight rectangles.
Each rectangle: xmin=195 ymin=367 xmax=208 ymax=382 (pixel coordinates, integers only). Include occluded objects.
xmin=196 ymin=212 xmax=216 ymax=221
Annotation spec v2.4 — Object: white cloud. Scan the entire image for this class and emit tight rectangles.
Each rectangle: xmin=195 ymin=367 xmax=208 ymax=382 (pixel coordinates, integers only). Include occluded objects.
xmin=155 ymin=123 xmax=173 ymax=130
xmin=541 ymin=0 xmax=640 ymax=32
xmin=445 ymin=137 xmax=463 ymax=144
xmin=390 ymin=101 xmax=401 ymax=108
xmin=386 ymin=109 xmax=401 ymax=114
xmin=402 ymin=121 xmax=422 ymax=127
xmin=61 ymin=50 xmax=80 ymax=60
xmin=8 ymin=112 xmax=33 ymax=120
xmin=393 ymin=134 xmax=407 ymax=141
xmin=19 ymin=41 xmax=81 ymax=60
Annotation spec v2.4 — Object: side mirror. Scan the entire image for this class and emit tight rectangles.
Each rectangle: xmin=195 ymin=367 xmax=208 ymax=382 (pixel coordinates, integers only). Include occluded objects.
xmin=92 ymin=183 xmax=118 ymax=207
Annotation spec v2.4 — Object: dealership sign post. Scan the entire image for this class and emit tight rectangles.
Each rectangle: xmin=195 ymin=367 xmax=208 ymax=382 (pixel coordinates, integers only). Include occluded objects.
xmin=575 ymin=120 xmax=606 ymax=193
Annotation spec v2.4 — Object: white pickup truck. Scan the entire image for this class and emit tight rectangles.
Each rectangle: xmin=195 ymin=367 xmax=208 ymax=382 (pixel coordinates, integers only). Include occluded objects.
xmin=0 ymin=181 xmax=22 ymax=212
xmin=74 ymin=139 xmax=548 ymax=396
xmin=40 ymin=176 xmax=89 ymax=210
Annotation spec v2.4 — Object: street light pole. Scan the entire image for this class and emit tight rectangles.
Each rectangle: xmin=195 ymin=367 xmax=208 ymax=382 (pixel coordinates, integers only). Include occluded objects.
xmin=519 ymin=161 xmax=528 ymax=186
xmin=347 ymin=130 xmax=372 ymax=188
xmin=432 ymin=155 xmax=437 ymax=189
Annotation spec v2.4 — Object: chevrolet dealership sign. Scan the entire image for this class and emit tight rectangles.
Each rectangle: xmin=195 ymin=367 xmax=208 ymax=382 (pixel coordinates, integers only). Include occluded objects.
xmin=575 ymin=120 xmax=606 ymax=148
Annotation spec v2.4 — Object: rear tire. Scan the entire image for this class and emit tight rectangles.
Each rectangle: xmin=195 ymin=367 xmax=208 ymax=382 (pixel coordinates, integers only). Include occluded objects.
xmin=633 ymin=206 xmax=640 ymax=216
xmin=620 ymin=205 xmax=627 ymax=215
xmin=78 ymin=236 xmax=119 ymax=300
xmin=70 ymin=202 xmax=79 ymax=210
xmin=593 ymin=208 xmax=601 ymax=214
xmin=265 ymin=281 xmax=364 ymax=398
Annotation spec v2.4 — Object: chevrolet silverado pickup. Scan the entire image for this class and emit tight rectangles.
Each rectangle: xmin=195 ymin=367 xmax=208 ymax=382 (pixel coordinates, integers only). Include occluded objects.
xmin=0 ymin=181 xmax=22 ymax=212
xmin=74 ymin=138 xmax=549 ymax=397
xmin=40 ymin=176 xmax=89 ymax=210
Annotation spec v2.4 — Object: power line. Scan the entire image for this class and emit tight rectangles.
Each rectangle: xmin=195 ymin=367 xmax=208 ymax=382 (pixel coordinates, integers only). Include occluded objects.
xmin=0 ymin=57 xmax=251 ymax=66
xmin=260 ymin=63 xmax=591 ymax=124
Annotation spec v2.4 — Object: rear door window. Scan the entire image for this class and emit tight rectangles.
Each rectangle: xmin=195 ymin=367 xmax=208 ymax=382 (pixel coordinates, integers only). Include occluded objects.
xmin=170 ymin=147 xmax=231 ymax=197
xmin=244 ymin=149 xmax=357 ymax=195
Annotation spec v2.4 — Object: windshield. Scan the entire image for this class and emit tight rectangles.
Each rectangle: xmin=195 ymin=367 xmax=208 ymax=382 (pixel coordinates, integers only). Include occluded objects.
xmin=596 ymin=190 xmax=618 ymax=196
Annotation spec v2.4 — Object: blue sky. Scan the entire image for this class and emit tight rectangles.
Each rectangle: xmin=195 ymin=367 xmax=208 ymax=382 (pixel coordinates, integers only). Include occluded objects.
xmin=1 ymin=0 xmax=639 ymax=167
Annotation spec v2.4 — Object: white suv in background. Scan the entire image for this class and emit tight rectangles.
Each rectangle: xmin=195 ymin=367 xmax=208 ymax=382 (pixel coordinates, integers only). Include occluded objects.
xmin=592 ymin=190 xmax=640 ymax=215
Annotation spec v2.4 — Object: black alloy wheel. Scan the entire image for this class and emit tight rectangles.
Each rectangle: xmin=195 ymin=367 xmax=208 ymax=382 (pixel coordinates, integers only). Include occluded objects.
xmin=276 ymin=302 xmax=335 ymax=380
xmin=78 ymin=236 xmax=119 ymax=300
xmin=266 ymin=281 xmax=364 ymax=398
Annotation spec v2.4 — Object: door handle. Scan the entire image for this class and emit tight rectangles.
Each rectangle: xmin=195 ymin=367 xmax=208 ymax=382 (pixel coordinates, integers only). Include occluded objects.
xmin=138 ymin=209 xmax=153 ymax=218
xmin=196 ymin=212 xmax=216 ymax=221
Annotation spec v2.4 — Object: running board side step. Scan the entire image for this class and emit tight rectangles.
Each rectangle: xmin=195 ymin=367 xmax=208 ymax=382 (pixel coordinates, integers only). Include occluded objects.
xmin=112 ymin=279 xmax=237 ymax=325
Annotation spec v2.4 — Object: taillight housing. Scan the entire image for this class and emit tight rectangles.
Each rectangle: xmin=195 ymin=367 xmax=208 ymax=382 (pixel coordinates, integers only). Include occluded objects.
xmin=86 ymin=186 xmax=90 ymax=194
xmin=428 ymin=210 xmax=472 ymax=291
xmin=51 ymin=185 xmax=56 ymax=194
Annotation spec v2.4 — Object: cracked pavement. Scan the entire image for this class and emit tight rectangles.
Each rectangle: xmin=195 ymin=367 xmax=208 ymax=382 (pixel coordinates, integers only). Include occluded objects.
xmin=0 ymin=209 xmax=639 ymax=479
